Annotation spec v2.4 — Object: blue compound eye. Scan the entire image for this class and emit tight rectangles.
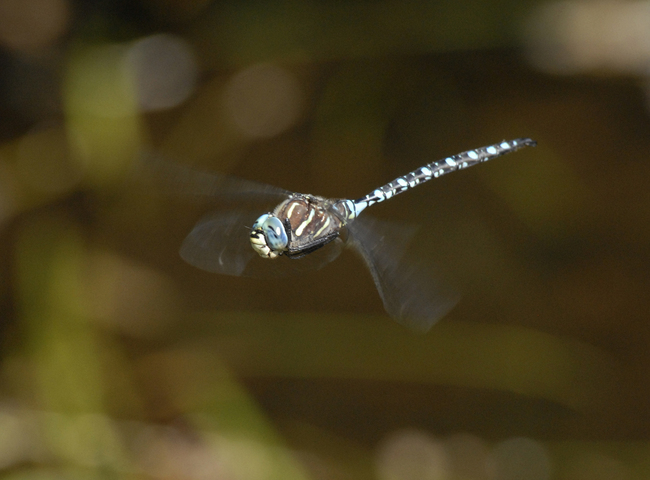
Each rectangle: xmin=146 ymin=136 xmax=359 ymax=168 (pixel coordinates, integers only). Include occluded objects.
xmin=252 ymin=214 xmax=288 ymax=251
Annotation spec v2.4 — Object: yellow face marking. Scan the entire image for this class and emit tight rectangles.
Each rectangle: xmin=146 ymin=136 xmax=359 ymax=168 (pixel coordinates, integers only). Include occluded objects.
xmin=295 ymin=208 xmax=315 ymax=236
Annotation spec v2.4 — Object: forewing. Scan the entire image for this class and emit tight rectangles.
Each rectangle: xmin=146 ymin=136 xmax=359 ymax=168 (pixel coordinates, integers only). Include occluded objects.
xmin=180 ymin=210 xmax=259 ymax=276
xmin=347 ymin=216 xmax=459 ymax=332
xmin=181 ymin=210 xmax=345 ymax=278
xmin=136 ymin=150 xmax=291 ymax=205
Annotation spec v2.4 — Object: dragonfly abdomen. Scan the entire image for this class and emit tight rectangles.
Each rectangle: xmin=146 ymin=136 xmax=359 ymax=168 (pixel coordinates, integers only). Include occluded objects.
xmin=352 ymin=138 xmax=536 ymax=214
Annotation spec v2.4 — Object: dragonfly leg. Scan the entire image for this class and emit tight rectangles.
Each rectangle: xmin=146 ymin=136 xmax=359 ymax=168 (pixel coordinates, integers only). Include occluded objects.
xmin=283 ymin=217 xmax=294 ymax=246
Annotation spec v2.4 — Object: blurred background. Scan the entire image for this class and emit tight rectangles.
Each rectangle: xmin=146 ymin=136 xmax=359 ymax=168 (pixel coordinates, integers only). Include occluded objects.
xmin=1 ymin=0 xmax=650 ymax=479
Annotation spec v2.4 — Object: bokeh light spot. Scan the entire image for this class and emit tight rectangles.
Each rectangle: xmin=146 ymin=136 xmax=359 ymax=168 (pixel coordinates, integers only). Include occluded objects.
xmin=0 ymin=0 xmax=70 ymax=52
xmin=126 ymin=34 xmax=198 ymax=112
xmin=66 ymin=44 xmax=136 ymax=119
xmin=223 ymin=63 xmax=304 ymax=139
xmin=376 ymin=429 xmax=450 ymax=480
xmin=0 ymin=408 xmax=32 ymax=469
xmin=446 ymin=433 xmax=495 ymax=480
xmin=525 ymin=1 xmax=650 ymax=75
xmin=492 ymin=437 xmax=551 ymax=480
xmin=85 ymin=250 xmax=180 ymax=338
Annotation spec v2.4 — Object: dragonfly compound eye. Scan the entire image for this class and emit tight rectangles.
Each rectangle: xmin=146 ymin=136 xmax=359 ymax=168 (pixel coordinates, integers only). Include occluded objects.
xmin=250 ymin=214 xmax=288 ymax=258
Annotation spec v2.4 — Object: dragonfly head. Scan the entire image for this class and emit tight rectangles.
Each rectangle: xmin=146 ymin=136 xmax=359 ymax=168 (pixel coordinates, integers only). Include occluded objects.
xmin=250 ymin=213 xmax=288 ymax=259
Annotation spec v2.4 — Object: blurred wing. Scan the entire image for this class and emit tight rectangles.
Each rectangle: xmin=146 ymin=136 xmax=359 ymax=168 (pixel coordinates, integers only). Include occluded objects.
xmin=180 ymin=210 xmax=259 ymax=276
xmin=135 ymin=150 xmax=344 ymax=277
xmin=181 ymin=210 xmax=345 ymax=278
xmin=347 ymin=216 xmax=459 ymax=332
xmin=135 ymin=150 xmax=292 ymax=204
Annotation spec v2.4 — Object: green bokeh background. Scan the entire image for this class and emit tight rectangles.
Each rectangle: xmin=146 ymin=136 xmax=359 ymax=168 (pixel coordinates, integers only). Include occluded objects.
xmin=1 ymin=1 xmax=650 ymax=479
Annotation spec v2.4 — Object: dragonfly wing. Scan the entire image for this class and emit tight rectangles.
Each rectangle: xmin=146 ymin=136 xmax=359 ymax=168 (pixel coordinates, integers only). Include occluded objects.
xmin=136 ymin=150 xmax=292 ymax=204
xmin=180 ymin=210 xmax=259 ymax=276
xmin=181 ymin=210 xmax=345 ymax=278
xmin=347 ymin=216 xmax=459 ymax=332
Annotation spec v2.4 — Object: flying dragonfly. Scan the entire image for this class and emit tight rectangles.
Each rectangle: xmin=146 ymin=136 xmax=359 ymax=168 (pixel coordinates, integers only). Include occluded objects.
xmin=147 ymin=138 xmax=536 ymax=331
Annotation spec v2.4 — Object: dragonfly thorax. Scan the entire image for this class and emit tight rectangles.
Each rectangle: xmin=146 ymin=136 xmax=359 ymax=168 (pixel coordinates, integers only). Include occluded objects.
xmin=250 ymin=213 xmax=288 ymax=259
xmin=250 ymin=194 xmax=349 ymax=260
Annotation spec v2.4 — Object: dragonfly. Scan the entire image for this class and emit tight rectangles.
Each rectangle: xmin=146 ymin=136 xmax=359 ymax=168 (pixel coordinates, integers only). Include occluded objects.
xmin=145 ymin=138 xmax=536 ymax=331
